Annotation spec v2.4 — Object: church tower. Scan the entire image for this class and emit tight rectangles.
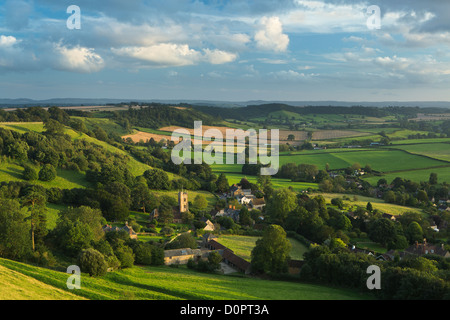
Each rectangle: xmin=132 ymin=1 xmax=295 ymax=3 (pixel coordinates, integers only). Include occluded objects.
xmin=178 ymin=191 xmax=188 ymax=213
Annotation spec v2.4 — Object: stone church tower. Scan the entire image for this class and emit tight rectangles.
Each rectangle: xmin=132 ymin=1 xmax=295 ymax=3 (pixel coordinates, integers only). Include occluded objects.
xmin=178 ymin=191 xmax=188 ymax=213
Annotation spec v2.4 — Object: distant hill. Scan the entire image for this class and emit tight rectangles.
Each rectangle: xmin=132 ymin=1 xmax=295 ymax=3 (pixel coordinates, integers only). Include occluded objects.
xmin=1 ymin=98 xmax=449 ymax=109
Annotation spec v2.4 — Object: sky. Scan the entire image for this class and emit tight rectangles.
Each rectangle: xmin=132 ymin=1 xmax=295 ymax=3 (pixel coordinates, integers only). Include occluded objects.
xmin=1 ymin=0 xmax=450 ymax=102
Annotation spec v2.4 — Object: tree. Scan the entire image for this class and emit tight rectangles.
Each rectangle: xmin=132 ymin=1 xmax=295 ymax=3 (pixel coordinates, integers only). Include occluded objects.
xmin=266 ymin=188 xmax=297 ymax=223
xmin=251 ymin=225 xmax=291 ymax=274
xmin=193 ymin=195 xmax=208 ymax=211
xmin=143 ymin=169 xmax=170 ymax=190
xmin=366 ymin=202 xmax=373 ymax=212
xmin=77 ymin=248 xmax=108 ymax=277
xmin=369 ymin=218 xmax=397 ymax=247
xmin=216 ymin=173 xmax=229 ymax=193
xmin=429 ymin=173 xmax=438 ymax=185
xmin=287 ymin=134 xmax=295 ymax=141
xmin=38 ymin=164 xmax=57 ymax=182
xmin=22 ymin=164 xmax=38 ymax=181
xmin=166 ymin=233 xmax=197 ymax=250
xmin=405 ymin=222 xmax=424 ymax=244
xmin=239 ymin=206 xmax=252 ymax=226
xmin=0 ymin=199 xmax=32 ymax=260
xmin=44 ymin=119 xmax=65 ymax=136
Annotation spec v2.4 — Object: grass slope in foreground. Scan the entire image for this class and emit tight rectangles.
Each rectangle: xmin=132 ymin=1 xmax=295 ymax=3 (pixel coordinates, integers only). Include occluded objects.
xmin=0 ymin=258 xmax=372 ymax=300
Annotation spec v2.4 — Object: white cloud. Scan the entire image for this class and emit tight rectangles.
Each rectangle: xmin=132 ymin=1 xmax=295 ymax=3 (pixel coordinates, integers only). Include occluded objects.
xmin=53 ymin=44 xmax=105 ymax=73
xmin=254 ymin=16 xmax=290 ymax=52
xmin=203 ymin=49 xmax=238 ymax=64
xmin=0 ymin=35 xmax=19 ymax=47
xmin=112 ymin=43 xmax=237 ymax=68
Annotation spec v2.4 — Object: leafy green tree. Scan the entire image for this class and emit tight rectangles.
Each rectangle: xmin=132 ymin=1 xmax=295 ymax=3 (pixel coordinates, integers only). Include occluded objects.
xmin=44 ymin=119 xmax=65 ymax=136
xmin=216 ymin=173 xmax=230 ymax=193
xmin=22 ymin=164 xmax=38 ymax=181
xmin=405 ymin=221 xmax=424 ymax=244
xmin=366 ymin=202 xmax=373 ymax=212
xmin=193 ymin=195 xmax=208 ymax=211
xmin=54 ymin=218 xmax=94 ymax=256
xmin=266 ymin=188 xmax=297 ymax=223
xmin=251 ymin=225 xmax=291 ymax=274
xmin=143 ymin=169 xmax=170 ymax=190
xmin=166 ymin=232 xmax=197 ymax=250
xmin=77 ymin=248 xmax=108 ymax=277
xmin=429 ymin=173 xmax=438 ymax=185
xmin=369 ymin=218 xmax=397 ymax=247
xmin=0 ymin=199 xmax=32 ymax=260
xmin=38 ymin=164 xmax=57 ymax=182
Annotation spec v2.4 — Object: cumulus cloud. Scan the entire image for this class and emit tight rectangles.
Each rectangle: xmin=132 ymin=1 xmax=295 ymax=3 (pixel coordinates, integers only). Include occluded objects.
xmin=255 ymin=16 xmax=290 ymax=52
xmin=53 ymin=44 xmax=105 ymax=73
xmin=0 ymin=35 xmax=19 ymax=47
xmin=111 ymin=43 xmax=237 ymax=68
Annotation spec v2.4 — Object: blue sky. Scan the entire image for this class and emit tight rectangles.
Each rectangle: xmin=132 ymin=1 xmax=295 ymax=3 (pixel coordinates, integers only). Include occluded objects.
xmin=1 ymin=0 xmax=450 ymax=101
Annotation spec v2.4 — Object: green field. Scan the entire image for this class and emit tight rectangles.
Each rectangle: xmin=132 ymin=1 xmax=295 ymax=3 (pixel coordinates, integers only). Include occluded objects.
xmin=0 ymin=258 xmax=372 ymax=300
xmin=0 ymin=263 xmax=83 ymax=300
xmin=310 ymin=193 xmax=423 ymax=216
xmin=388 ymin=143 xmax=450 ymax=162
xmin=0 ymin=161 xmax=90 ymax=190
xmin=223 ymin=173 xmax=318 ymax=192
xmin=363 ymin=166 xmax=450 ymax=186
xmin=216 ymin=235 xmax=310 ymax=262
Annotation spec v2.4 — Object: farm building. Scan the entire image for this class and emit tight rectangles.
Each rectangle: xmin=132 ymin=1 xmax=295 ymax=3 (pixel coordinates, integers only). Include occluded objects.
xmin=164 ymin=248 xmax=205 ymax=265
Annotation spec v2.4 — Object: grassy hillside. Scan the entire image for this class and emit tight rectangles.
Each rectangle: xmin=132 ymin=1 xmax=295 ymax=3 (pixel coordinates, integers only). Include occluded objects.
xmin=0 ymin=258 xmax=372 ymax=300
xmin=0 ymin=264 xmax=83 ymax=300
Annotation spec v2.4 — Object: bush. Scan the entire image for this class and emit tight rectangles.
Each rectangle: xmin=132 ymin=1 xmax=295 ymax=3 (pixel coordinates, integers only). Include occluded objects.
xmin=77 ymin=248 xmax=108 ymax=277
xmin=39 ymin=164 xmax=57 ymax=182
xmin=22 ymin=165 xmax=38 ymax=181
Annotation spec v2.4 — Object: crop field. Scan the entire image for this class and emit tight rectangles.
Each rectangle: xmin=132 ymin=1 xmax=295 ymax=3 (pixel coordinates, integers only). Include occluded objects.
xmin=0 ymin=258 xmax=370 ymax=300
xmin=216 ymin=235 xmax=309 ymax=262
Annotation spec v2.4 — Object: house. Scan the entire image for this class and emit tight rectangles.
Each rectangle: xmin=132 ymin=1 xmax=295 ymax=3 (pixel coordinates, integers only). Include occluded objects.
xmin=164 ymin=248 xmax=204 ymax=265
xmin=102 ymin=224 xmax=120 ymax=233
xmin=103 ymin=223 xmax=137 ymax=240
xmin=215 ymin=205 xmax=240 ymax=222
xmin=203 ymin=219 xmax=216 ymax=232
xmin=121 ymin=222 xmax=138 ymax=240
xmin=149 ymin=208 xmax=159 ymax=221
xmin=382 ymin=213 xmax=397 ymax=222
xmin=238 ymin=194 xmax=256 ymax=205
xmin=403 ymin=240 xmax=450 ymax=258
xmin=250 ymin=198 xmax=266 ymax=210
xmin=228 ymin=184 xmax=251 ymax=198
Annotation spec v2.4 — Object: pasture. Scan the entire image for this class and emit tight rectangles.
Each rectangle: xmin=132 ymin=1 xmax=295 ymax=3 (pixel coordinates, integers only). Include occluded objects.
xmin=216 ymin=235 xmax=310 ymax=262
xmin=0 ymin=258 xmax=371 ymax=300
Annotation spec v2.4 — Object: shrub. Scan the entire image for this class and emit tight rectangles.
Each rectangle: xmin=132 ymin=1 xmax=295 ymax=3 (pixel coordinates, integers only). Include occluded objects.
xmin=39 ymin=164 xmax=57 ymax=182
xmin=77 ymin=248 xmax=108 ymax=277
xmin=22 ymin=164 xmax=38 ymax=181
